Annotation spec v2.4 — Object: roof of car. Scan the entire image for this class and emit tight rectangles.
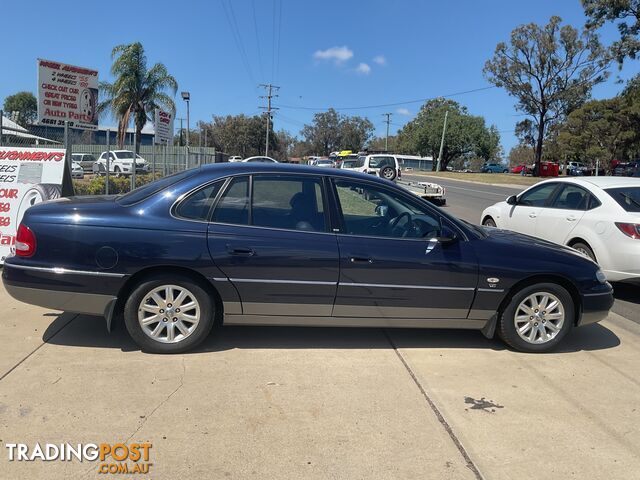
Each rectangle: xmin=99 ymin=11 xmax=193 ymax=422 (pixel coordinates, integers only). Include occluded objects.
xmin=197 ymin=161 xmax=394 ymax=183
xmin=564 ymin=176 xmax=640 ymax=189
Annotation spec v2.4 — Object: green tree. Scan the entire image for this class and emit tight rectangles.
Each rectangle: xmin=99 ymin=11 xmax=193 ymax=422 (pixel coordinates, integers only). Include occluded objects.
xmin=200 ymin=114 xmax=279 ymax=158
xmin=300 ymin=109 xmax=374 ymax=155
xmin=99 ymin=42 xmax=178 ymax=149
xmin=3 ymin=91 xmax=37 ymax=127
xmin=508 ymin=144 xmax=535 ymax=167
xmin=583 ymin=0 xmax=640 ymax=63
xmin=395 ymin=98 xmax=500 ymax=169
xmin=484 ymin=16 xmax=609 ymax=175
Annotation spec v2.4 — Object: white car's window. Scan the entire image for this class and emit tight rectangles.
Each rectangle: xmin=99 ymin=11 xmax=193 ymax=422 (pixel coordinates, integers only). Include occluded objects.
xmin=606 ymin=187 xmax=640 ymax=212
xmin=518 ymin=183 xmax=559 ymax=207
xmin=550 ymin=184 xmax=589 ymax=210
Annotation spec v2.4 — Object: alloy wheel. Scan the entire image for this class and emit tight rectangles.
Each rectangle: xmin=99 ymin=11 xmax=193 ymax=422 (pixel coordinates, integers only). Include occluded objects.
xmin=514 ymin=292 xmax=565 ymax=344
xmin=138 ymin=285 xmax=201 ymax=344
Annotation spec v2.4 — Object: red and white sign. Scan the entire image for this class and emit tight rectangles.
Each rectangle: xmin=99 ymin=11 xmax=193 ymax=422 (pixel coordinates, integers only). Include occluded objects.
xmin=37 ymin=59 xmax=99 ymax=131
xmin=0 ymin=147 xmax=66 ymax=264
xmin=154 ymin=109 xmax=174 ymax=144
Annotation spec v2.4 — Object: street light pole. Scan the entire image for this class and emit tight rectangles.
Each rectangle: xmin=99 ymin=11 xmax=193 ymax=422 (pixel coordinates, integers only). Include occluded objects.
xmin=181 ymin=92 xmax=190 ymax=170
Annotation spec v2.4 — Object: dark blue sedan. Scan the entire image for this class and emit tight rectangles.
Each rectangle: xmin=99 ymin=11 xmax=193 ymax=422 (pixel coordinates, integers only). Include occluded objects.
xmin=2 ymin=163 xmax=613 ymax=353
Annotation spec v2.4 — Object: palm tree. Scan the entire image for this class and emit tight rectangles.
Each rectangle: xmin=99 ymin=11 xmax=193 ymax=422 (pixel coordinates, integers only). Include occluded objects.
xmin=99 ymin=42 xmax=178 ymax=149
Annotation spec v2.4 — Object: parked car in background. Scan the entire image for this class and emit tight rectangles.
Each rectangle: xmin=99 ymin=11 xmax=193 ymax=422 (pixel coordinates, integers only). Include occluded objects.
xmin=565 ymin=161 xmax=588 ymax=176
xmin=242 ymin=156 xmax=278 ymax=163
xmin=94 ymin=150 xmax=149 ymax=177
xmin=228 ymin=156 xmax=243 ymax=162
xmin=71 ymin=161 xmax=84 ymax=179
xmin=342 ymin=154 xmax=401 ymax=181
xmin=481 ymin=177 xmax=640 ymax=283
xmin=3 ymin=163 xmax=612 ymax=354
xmin=481 ymin=163 xmax=509 ymax=174
xmin=511 ymin=164 xmax=532 ymax=175
xmin=314 ymin=159 xmax=336 ymax=168
xmin=613 ymin=161 xmax=640 ymax=177
xmin=71 ymin=153 xmax=96 ymax=172
xmin=340 ymin=158 xmax=359 ymax=169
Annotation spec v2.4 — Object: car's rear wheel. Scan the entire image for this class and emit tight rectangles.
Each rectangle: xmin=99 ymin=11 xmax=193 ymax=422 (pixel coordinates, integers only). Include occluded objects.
xmin=114 ymin=166 xmax=122 ymax=177
xmin=571 ymin=241 xmax=597 ymax=262
xmin=499 ymin=283 xmax=574 ymax=353
xmin=124 ymin=275 xmax=215 ymax=353
xmin=380 ymin=166 xmax=397 ymax=180
xmin=482 ymin=217 xmax=497 ymax=227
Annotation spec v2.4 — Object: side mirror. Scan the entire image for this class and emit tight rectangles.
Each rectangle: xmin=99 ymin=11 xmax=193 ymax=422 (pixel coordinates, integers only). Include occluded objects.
xmin=432 ymin=226 xmax=458 ymax=245
xmin=375 ymin=204 xmax=389 ymax=217
xmin=506 ymin=195 xmax=517 ymax=205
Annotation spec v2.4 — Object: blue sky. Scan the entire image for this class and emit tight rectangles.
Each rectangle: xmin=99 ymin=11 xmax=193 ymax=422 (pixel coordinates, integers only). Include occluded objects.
xmin=2 ymin=0 xmax=637 ymax=154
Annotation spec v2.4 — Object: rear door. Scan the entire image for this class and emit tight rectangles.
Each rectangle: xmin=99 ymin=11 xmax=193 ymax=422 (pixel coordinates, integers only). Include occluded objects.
xmin=330 ymin=178 xmax=478 ymax=319
xmin=207 ymin=174 xmax=339 ymax=316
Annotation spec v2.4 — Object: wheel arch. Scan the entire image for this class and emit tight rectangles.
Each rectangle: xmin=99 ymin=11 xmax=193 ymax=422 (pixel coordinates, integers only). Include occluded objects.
xmin=109 ymin=265 xmax=223 ymax=331
xmin=481 ymin=214 xmax=496 ymax=226
xmin=494 ymin=274 xmax=582 ymax=331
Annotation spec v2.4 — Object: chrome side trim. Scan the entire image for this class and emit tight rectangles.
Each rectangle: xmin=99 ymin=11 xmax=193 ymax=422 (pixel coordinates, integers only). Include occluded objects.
xmin=6 ymin=264 xmax=125 ymax=278
xmin=224 ymin=314 xmax=487 ymax=330
xmin=582 ymin=291 xmax=614 ymax=297
xmin=339 ymin=282 xmax=475 ymax=291
xmin=477 ymin=288 xmax=505 ymax=293
xmin=229 ymin=278 xmax=337 ymax=286
xmin=212 ymin=277 xmax=230 ymax=282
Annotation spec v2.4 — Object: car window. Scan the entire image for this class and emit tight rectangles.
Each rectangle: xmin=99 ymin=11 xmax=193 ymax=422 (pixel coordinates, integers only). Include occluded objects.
xmin=518 ymin=183 xmax=559 ymax=207
xmin=117 ymin=169 xmax=199 ymax=206
xmin=211 ymin=176 xmax=250 ymax=225
xmin=550 ymin=184 xmax=589 ymax=210
xmin=369 ymin=156 xmax=394 ymax=168
xmin=605 ymin=187 xmax=640 ymax=212
xmin=174 ymin=181 xmax=224 ymax=221
xmin=334 ymin=179 xmax=441 ymax=239
xmin=252 ymin=175 xmax=326 ymax=231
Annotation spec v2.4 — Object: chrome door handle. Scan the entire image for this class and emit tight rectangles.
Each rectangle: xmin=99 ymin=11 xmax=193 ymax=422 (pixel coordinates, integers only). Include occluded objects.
xmin=529 ymin=213 xmax=537 ymax=218
xmin=566 ymin=216 xmax=577 ymax=221
xmin=350 ymin=256 xmax=373 ymax=264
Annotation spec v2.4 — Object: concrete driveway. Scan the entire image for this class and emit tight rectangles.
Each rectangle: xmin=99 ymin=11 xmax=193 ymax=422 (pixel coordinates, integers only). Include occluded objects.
xmin=1 ymin=283 xmax=639 ymax=479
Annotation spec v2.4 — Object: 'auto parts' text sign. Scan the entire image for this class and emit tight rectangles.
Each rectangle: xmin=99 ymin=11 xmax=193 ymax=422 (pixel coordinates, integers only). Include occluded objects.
xmin=37 ymin=59 xmax=99 ymax=130
xmin=0 ymin=147 xmax=66 ymax=264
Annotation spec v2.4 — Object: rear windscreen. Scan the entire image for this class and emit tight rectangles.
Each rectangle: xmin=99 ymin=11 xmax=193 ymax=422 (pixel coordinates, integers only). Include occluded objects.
xmin=117 ymin=169 xmax=199 ymax=206
xmin=606 ymin=187 xmax=640 ymax=212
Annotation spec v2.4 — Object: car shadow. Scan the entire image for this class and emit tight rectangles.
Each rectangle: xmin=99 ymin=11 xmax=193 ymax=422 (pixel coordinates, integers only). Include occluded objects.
xmin=43 ymin=313 xmax=620 ymax=354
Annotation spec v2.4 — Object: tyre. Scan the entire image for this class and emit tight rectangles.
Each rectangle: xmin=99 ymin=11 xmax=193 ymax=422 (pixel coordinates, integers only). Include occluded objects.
xmin=379 ymin=166 xmax=397 ymax=181
xmin=498 ymin=283 xmax=574 ymax=353
xmin=571 ymin=241 xmax=597 ymax=262
xmin=503 ymin=169 xmax=509 ymax=173
xmin=124 ymin=275 xmax=215 ymax=353
xmin=16 ymin=184 xmax=62 ymax=226
xmin=482 ymin=217 xmax=497 ymax=227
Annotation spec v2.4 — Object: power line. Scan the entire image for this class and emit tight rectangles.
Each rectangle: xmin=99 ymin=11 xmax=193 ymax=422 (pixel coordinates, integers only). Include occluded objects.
xmin=278 ymin=85 xmax=497 ymax=112
xmin=220 ymin=0 xmax=256 ymax=86
xmin=275 ymin=0 xmax=283 ymax=82
xmin=251 ymin=0 xmax=265 ymax=82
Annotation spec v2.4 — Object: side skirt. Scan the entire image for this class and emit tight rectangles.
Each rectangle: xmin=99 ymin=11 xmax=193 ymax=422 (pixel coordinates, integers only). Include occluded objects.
xmin=223 ymin=314 xmax=487 ymax=330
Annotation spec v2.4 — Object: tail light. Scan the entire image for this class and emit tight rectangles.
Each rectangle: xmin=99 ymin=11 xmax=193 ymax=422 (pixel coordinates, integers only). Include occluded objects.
xmin=615 ymin=222 xmax=640 ymax=239
xmin=15 ymin=224 xmax=36 ymax=257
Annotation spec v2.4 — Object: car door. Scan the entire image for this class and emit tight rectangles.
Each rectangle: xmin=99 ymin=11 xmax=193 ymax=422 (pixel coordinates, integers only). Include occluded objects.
xmin=506 ymin=182 xmax=560 ymax=234
xmin=534 ymin=183 xmax=593 ymax=243
xmin=330 ymin=178 xmax=478 ymax=319
xmin=207 ymin=174 xmax=339 ymax=316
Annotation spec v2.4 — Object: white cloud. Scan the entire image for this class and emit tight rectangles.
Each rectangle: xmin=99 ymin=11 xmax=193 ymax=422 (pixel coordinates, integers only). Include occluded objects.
xmin=355 ymin=63 xmax=371 ymax=75
xmin=396 ymin=107 xmax=411 ymax=116
xmin=313 ymin=46 xmax=354 ymax=64
xmin=373 ymin=55 xmax=387 ymax=66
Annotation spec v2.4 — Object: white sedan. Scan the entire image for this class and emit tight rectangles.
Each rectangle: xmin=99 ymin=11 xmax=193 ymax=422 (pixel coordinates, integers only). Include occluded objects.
xmin=481 ymin=177 xmax=640 ymax=283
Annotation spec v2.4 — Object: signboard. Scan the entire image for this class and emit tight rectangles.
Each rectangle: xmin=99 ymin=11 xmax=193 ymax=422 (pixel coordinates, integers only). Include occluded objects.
xmin=37 ymin=59 xmax=99 ymax=130
xmin=0 ymin=147 xmax=66 ymax=264
xmin=154 ymin=109 xmax=174 ymax=144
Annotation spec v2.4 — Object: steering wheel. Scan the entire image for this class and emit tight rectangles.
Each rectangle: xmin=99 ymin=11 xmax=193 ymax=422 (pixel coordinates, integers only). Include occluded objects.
xmin=389 ymin=211 xmax=413 ymax=236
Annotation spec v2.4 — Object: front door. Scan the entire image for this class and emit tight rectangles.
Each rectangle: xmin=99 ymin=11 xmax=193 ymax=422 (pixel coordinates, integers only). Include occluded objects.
xmin=330 ymin=179 xmax=478 ymax=319
xmin=534 ymin=183 xmax=589 ymax=243
xmin=207 ymin=174 xmax=339 ymax=316
xmin=506 ymin=182 xmax=561 ymax=234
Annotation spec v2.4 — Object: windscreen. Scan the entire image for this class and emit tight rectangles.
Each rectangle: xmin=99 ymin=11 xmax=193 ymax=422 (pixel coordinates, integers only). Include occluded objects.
xmin=116 ymin=169 xmax=199 ymax=206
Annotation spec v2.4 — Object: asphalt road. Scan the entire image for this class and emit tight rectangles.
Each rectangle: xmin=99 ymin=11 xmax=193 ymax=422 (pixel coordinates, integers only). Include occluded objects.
xmin=402 ymin=173 xmax=640 ymax=324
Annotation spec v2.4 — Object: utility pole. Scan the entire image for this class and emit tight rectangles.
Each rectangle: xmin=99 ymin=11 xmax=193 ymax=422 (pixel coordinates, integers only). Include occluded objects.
xmin=436 ymin=110 xmax=449 ymax=172
xmin=259 ymin=83 xmax=280 ymax=157
xmin=383 ymin=113 xmax=392 ymax=151
xmin=177 ymin=118 xmax=185 ymax=145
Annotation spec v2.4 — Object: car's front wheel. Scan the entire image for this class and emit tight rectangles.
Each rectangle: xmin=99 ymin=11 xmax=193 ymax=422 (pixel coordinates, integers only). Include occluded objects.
xmin=498 ymin=283 xmax=574 ymax=353
xmin=379 ymin=166 xmax=397 ymax=181
xmin=482 ymin=217 xmax=497 ymax=227
xmin=124 ymin=275 xmax=215 ymax=353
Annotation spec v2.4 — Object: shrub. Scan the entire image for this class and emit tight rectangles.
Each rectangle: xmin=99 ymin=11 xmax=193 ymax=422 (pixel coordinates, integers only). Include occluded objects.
xmin=73 ymin=174 xmax=155 ymax=196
